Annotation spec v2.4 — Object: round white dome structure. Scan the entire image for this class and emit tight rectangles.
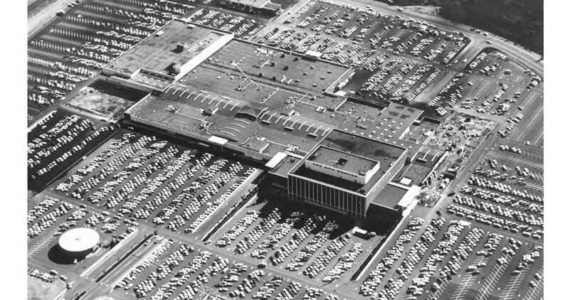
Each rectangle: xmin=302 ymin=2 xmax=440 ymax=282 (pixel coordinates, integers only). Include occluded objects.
xmin=58 ymin=228 xmax=100 ymax=256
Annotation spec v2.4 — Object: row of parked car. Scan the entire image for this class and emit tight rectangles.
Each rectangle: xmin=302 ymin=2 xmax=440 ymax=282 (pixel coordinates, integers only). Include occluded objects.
xmin=323 ymin=241 xmax=364 ymax=283
xmin=28 ymin=114 xmax=104 ymax=181
xmin=468 ymin=175 xmax=543 ymax=203
xmin=133 ymin=247 xmax=211 ymax=298
xmin=59 ymin=134 xmax=153 ymax=198
xmin=296 ymin=0 xmax=468 ymax=66
xmin=185 ymin=167 xmax=255 ymax=233
xmin=186 ymin=8 xmax=261 ymax=38
xmin=303 ymin=233 xmax=351 ymax=278
xmin=103 ymin=146 xmax=179 ymax=208
xmin=29 ymin=269 xmax=57 ymax=283
xmin=426 ymin=228 xmax=485 ymax=295
xmin=119 ymin=150 xmax=197 ymax=217
xmin=360 ymin=217 xmax=424 ymax=296
xmin=461 ymin=185 xmax=541 ymax=217
xmin=251 ymin=211 xmax=300 ymax=259
xmin=369 ymin=217 xmax=447 ymax=299
xmin=287 ymin=220 xmax=339 ymax=272
xmin=403 ymin=220 xmax=470 ymax=298
xmin=148 ymin=153 xmax=213 ymax=222
xmin=28 ymin=197 xmax=59 ymax=225
xmin=454 ymin=192 xmax=543 ymax=228
xmin=165 ymin=159 xmax=230 ymax=232
xmin=447 ymin=204 xmax=542 ymax=239
xmin=269 ymin=215 xmax=323 ymax=266
xmin=28 ymin=201 xmax=73 ymax=239
xmin=216 ymin=210 xmax=260 ymax=248
xmin=86 ymin=140 xmax=169 ymax=205
xmin=114 ymin=238 xmax=173 ymax=290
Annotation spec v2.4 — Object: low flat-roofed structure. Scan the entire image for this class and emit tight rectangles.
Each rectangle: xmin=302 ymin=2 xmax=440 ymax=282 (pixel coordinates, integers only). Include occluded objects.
xmin=103 ymin=21 xmax=233 ymax=91
xmin=269 ymin=154 xmax=302 ymax=178
xmin=58 ymin=227 xmax=100 ymax=258
xmin=125 ymin=91 xmax=329 ymax=158
xmin=373 ymin=184 xmax=408 ymax=210
xmin=221 ymin=0 xmax=282 ymax=15
xmin=393 ymin=147 xmax=448 ymax=186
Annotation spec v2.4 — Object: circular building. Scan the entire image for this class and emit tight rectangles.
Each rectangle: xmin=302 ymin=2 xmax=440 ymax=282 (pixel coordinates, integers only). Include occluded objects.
xmin=58 ymin=227 xmax=100 ymax=259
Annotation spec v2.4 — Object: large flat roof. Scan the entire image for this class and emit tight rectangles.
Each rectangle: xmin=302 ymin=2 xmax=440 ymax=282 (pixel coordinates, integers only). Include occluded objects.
xmin=321 ymin=129 xmax=407 ymax=162
xmin=104 ymin=21 xmax=232 ymax=90
xmin=107 ymin=22 xmax=220 ymax=75
xmin=307 ymin=146 xmax=377 ymax=175
xmin=203 ymin=40 xmax=351 ymax=95
xmin=291 ymin=129 xmax=407 ymax=194
xmin=123 ymin=37 xmax=423 ymax=164
xmin=336 ymin=100 xmax=423 ymax=141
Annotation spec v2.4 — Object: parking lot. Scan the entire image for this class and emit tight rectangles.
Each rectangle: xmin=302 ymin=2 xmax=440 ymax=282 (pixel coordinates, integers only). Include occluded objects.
xmin=280 ymin=0 xmax=470 ymax=66
xmin=445 ymin=144 xmax=544 ymax=242
xmin=357 ymin=212 xmax=543 ymax=300
xmin=353 ymin=57 xmax=443 ymax=103
xmin=27 ymin=193 xmax=146 ymax=293
xmin=428 ymin=48 xmax=543 ymax=128
xmin=108 ymin=237 xmax=345 ymax=300
xmin=28 ymin=110 xmax=117 ymax=191
xmin=27 ymin=0 xmax=193 ymax=122
xmin=50 ymin=129 xmax=260 ymax=237
xmin=210 ymin=199 xmax=387 ymax=290
xmin=185 ymin=6 xmax=264 ymax=39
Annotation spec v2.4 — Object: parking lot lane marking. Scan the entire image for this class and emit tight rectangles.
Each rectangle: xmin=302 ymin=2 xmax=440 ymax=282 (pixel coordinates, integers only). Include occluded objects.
xmin=501 ymin=266 xmax=530 ymax=300
xmin=452 ymin=274 xmax=478 ymax=300
xmin=195 ymin=93 xmax=204 ymax=102
xmin=475 ymin=256 xmax=511 ymax=300
xmin=314 ymin=125 xmax=323 ymax=135
xmin=289 ymin=120 xmax=299 ymax=128
xmin=306 ymin=123 xmax=314 ymax=132
xmin=299 ymin=121 xmax=307 ymax=130
xmin=230 ymin=102 xmax=240 ymax=111
xmin=523 ymin=269 xmax=543 ymax=300
xmin=29 ymin=232 xmax=55 ymax=256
